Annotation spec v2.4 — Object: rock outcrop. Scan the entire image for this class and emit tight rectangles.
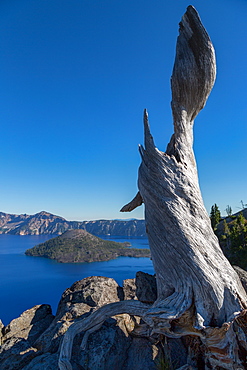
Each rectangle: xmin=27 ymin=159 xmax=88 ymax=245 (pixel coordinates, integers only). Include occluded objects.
xmin=0 ymin=211 xmax=146 ymax=236
xmin=0 ymin=320 xmax=4 ymax=345
xmin=0 ymin=272 xmax=184 ymax=369
xmin=3 ymin=304 xmax=54 ymax=344
xmin=0 ymin=305 xmax=54 ymax=370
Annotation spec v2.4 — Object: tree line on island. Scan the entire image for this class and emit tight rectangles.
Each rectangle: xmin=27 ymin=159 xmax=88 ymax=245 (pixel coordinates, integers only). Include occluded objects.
xmin=210 ymin=202 xmax=247 ymax=269
xmin=25 ymin=229 xmax=150 ymax=263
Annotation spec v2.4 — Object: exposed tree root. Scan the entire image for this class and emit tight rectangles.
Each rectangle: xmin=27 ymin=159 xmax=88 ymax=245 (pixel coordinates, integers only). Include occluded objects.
xmin=58 ymin=297 xmax=247 ymax=370
xmin=58 ymin=300 xmax=151 ymax=370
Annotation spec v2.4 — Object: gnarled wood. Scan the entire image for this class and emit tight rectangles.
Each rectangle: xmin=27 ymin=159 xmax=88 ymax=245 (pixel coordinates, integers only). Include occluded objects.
xmin=59 ymin=6 xmax=247 ymax=369
xmin=58 ymin=300 xmax=151 ymax=370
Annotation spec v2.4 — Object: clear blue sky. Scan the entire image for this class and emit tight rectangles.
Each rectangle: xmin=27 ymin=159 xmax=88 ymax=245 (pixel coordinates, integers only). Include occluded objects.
xmin=0 ymin=0 xmax=246 ymax=221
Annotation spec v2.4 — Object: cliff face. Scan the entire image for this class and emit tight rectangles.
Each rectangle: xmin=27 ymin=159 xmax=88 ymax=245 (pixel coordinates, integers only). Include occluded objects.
xmin=0 ymin=211 xmax=73 ymax=235
xmin=0 ymin=211 xmax=146 ymax=236
xmin=83 ymin=219 xmax=146 ymax=237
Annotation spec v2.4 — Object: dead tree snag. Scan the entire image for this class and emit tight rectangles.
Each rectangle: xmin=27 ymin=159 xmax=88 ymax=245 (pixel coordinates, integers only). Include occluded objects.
xmin=59 ymin=6 xmax=247 ymax=369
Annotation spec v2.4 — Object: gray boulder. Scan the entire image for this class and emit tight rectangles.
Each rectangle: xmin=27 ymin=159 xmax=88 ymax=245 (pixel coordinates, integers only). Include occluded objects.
xmin=2 ymin=304 xmax=54 ymax=345
xmin=35 ymin=276 xmax=122 ymax=354
xmin=122 ymin=337 xmax=163 ymax=370
xmin=57 ymin=276 xmax=122 ymax=315
xmin=123 ymin=278 xmax=137 ymax=300
xmin=34 ymin=303 xmax=92 ymax=354
xmin=0 ymin=304 xmax=54 ymax=370
xmin=0 ymin=337 xmax=39 ymax=370
xmin=75 ymin=316 xmax=133 ymax=370
xmin=123 ymin=272 xmax=157 ymax=302
xmin=135 ymin=271 xmax=157 ymax=303
xmin=22 ymin=353 xmax=59 ymax=370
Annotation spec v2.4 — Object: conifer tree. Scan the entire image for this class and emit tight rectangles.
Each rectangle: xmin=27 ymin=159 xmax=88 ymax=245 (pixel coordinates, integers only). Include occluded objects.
xmin=221 ymin=219 xmax=231 ymax=253
xmin=210 ymin=203 xmax=221 ymax=231
xmin=227 ymin=213 xmax=247 ymax=268
xmin=223 ymin=219 xmax=230 ymax=235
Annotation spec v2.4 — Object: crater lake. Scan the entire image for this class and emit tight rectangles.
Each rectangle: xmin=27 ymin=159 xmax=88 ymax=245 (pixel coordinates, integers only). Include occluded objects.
xmin=0 ymin=234 xmax=153 ymax=325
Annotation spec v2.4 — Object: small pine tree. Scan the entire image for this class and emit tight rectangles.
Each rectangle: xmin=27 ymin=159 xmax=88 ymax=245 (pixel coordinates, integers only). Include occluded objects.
xmin=221 ymin=219 xmax=231 ymax=249
xmin=237 ymin=212 xmax=246 ymax=228
xmin=210 ymin=204 xmax=221 ymax=231
xmin=223 ymin=219 xmax=230 ymax=235
xmin=225 ymin=205 xmax=232 ymax=217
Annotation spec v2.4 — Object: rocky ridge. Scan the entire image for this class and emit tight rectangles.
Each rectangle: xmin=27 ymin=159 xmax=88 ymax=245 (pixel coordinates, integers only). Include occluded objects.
xmin=0 ymin=211 xmax=146 ymax=236
xmin=0 ymin=272 xmax=167 ymax=370
xmin=1 ymin=266 xmax=246 ymax=369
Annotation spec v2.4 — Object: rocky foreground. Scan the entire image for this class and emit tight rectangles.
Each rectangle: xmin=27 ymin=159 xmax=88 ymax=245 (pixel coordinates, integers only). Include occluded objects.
xmin=1 ymin=267 xmax=247 ymax=370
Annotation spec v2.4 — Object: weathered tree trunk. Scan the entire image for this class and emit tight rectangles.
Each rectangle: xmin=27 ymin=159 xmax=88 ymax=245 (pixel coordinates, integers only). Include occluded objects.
xmin=136 ymin=6 xmax=247 ymax=329
xmin=59 ymin=6 xmax=247 ymax=369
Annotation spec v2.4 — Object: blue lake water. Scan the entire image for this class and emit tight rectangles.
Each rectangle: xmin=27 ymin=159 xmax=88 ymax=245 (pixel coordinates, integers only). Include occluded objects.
xmin=0 ymin=234 xmax=153 ymax=325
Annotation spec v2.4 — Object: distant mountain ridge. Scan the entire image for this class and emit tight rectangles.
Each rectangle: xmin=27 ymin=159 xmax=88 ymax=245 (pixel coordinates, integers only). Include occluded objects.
xmin=0 ymin=211 xmax=146 ymax=237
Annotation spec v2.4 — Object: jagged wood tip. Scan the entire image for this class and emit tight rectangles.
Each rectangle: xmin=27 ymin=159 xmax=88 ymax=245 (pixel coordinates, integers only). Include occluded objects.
xmin=143 ymin=109 xmax=155 ymax=153
xmin=171 ymin=4 xmax=216 ymax=123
